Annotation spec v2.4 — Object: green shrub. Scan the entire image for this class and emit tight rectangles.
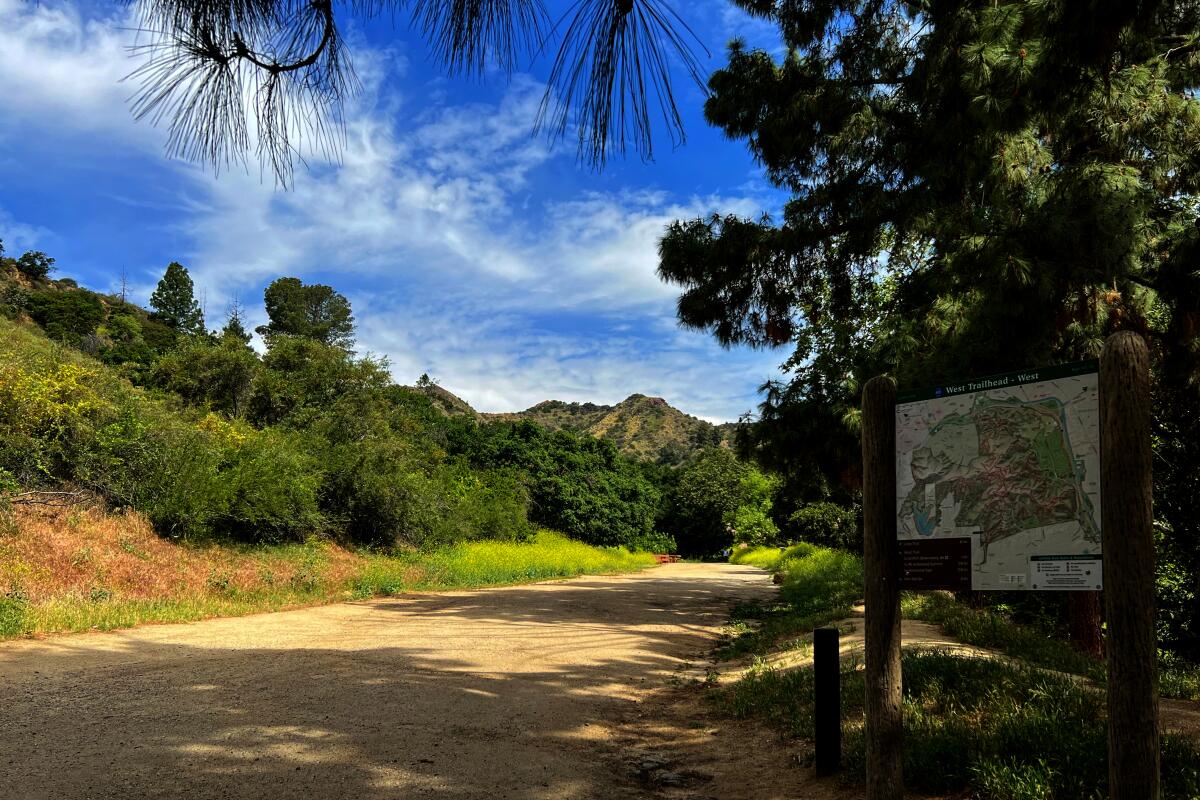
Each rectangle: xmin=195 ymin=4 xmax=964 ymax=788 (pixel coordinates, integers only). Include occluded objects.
xmin=727 ymin=649 xmax=1200 ymax=800
xmin=776 ymin=546 xmax=863 ymax=615
xmin=786 ymin=501 xmax=860 ymax=550
xmin=0 ymin=282 xmax=28 ymax=319
xmin=88 ymin=406 xmax=227 ymax=539
xmin=730 ymin=542 xmax=817 ymax=571
xmin=15 ymin=251 xmax=54 ymax=280
xmin=26 ymin=290 xmax=104 ymax=344
xmin=217 ymin=429 xmax=324 ymax=542
xmin=435 ymin=466 xmax=533 ymax=545
xmin=0 ymin=590 xmax=29 ymax=637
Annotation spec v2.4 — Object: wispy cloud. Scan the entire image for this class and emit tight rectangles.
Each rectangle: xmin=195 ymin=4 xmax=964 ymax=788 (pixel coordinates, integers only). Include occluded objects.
xmin=0 ymin=0 xmax=782 ymax=420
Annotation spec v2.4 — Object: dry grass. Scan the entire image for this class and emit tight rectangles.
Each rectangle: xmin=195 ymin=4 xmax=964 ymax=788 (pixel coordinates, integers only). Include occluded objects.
xmin=0 ymin=504 xmax=653 ymax=638
xmin=1 ymin=504 xmax=360 ymax=605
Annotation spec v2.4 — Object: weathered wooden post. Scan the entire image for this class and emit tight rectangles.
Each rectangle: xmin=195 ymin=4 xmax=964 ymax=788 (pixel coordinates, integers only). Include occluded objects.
xmin=862 ymin=375 xmax=903 ymax=800
xmin=1100 ymin=331 xmax=1159 ymax=800
xmin=813 ymin=626 xmax=841 ymax=776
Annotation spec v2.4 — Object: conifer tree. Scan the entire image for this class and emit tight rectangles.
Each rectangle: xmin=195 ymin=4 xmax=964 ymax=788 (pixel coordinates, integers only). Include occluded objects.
xmin=658 ymin=2 xmax=1200 ymax=656
xmin=256 ymin=277 xmax=355 ymax=349
xmin=149 ymin=262 xmax=205 ymax=335
xmin=221 ymin=301 xmax=253 ymax=345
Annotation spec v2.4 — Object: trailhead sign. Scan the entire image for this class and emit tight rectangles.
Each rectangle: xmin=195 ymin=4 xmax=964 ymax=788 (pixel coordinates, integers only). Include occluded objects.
xmin=895 ymin=362 xmax=1102 ymax=591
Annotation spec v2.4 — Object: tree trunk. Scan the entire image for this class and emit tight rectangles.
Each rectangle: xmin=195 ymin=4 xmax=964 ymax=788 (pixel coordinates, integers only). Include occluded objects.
xmin=1068 ymin=591 xmax=1104 ymax=658
xmin=1100 ymin=331 xmax=1159 ymax=800
xmin=861 ymin=376 xmax=903 ymax=800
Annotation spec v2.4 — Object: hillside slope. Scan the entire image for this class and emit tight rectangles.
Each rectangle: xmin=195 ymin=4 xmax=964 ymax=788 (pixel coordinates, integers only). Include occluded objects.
xmin=484 ymin=394 xmax=736 ymax=464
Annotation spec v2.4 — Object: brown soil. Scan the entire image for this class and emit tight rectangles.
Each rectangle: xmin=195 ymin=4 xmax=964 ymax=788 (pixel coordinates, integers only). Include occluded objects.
xmin=0 ymin=563 xmax=849 ymax=800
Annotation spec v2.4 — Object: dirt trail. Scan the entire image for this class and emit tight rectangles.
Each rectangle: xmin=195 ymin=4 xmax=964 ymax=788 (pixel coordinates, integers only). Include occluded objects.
xmin=0 ymin=563 xmax=819 ymax=800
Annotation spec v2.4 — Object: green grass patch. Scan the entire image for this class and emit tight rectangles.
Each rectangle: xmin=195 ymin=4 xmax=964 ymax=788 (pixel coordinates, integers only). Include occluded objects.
xmin=902 ymin=591 xmax=1107 ymax=681
xmin=407 ymin=530 xmax=655 ymax=588
xmin=0 ymin=591 xmax=30 ymax=637
xmin=903 ymin=591 xmax=1200 ymax=700
xmin=721 ymin=543 xmax=861 ymax=659
xmin=718 ymin=649 xmax=1200 ymax=800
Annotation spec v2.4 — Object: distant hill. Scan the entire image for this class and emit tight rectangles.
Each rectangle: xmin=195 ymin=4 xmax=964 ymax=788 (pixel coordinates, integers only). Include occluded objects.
xmin=482 ymin=394 xmax=737 ymax=464
xmin=404 ymin=381 xmax=481 ymax=420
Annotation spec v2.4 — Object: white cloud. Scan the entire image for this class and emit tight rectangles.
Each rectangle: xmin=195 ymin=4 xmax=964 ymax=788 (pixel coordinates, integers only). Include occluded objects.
xmin=353 ymin=293 xmax=775 ymax=422
xmin=0 ymin=208 xmax=48 ymax=254
xmin=0 ymin=0 xmax=151 ymax=141
xmin=0 ymin=0 xmax=783 ymax=420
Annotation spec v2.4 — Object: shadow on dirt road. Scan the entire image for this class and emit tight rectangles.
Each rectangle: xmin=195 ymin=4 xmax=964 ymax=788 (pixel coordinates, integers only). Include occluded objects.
xmin=1 ymin=563 xmax=779 ymax=800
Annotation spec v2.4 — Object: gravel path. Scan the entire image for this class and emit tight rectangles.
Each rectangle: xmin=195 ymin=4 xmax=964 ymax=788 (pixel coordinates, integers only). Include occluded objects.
xmin=0 ymin=563 xmax=775 ymax=800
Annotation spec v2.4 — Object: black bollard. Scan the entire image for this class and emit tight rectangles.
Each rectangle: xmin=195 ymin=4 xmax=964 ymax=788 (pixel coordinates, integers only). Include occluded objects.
xmin=814 ymin=626 xmax=842 ymax=776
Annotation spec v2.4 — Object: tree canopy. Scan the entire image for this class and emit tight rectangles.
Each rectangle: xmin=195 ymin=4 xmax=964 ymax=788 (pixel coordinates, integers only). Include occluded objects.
xmin=149 ymin=262 xmax=205 ymax=334
xmin=659 ymin=0 xmax=1200 ymax=657
xmin=256 ymin=276 xmax=355 ymax=348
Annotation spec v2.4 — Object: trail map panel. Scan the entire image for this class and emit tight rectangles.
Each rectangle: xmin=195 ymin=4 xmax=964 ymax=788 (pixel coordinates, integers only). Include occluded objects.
xmin=895 ymin=362 xmax=1101 ymax=591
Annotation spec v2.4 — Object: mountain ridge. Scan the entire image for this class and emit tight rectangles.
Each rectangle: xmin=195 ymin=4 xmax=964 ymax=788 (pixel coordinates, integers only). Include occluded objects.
xmin=408 ymin=383 xmax=736 ymax=464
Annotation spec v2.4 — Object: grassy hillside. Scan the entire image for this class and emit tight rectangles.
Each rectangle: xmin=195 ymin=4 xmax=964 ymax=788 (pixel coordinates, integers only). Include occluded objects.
xmin=484 ymin=394 xmax=736 ymax=464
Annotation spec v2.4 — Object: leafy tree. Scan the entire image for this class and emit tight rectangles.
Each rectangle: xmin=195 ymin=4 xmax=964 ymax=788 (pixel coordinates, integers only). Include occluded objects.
xmin=724 ymin=467 xmax=779 ymax=547
xmin=15 ymin=251 xmax=54 ymax=281
xmin=454 ymin=420 xmax=665 ymax=550
xmin=661 ymin=447 xmax=748 ymax=556
xmin=257 ymin=277 xmax=355 ymax=348
xmin=659 ymin=2 xmax=1200 ymax=655
xmin=788 ymin=501 xmax=860 ymax=552
xmin=25 ymin=291 xmax=105 ymax=344
xmin=98 ymin=313 xmax=157 ymax=370
xmin=149 ymin=262 xmax=205 ymax=334
xmin=152 ymin=337 xmax=262 ymax=418
xmin=247 ymin=335 xmax=389 ymax=425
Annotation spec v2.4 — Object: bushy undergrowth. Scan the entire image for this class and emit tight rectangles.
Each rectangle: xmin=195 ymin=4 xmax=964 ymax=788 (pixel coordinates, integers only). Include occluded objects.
xmin=720 ymin=650 xmax=1200 ymax=800
xmin=721 ymin=543 xmax=861 ymax=658
xmin=0 ymin=318 xmax=664 ymax=552
xmin=722 ymin=545 xmax=1200 ymax=796
xmin=905 ymin=591 xmax=1200 ymax=700
xmin=903 ymin=592 xmax=1108 ymax=681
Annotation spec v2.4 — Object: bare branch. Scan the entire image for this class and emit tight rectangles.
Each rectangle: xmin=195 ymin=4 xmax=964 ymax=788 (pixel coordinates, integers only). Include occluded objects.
xmin=8 ymin=490 xmax=92 ymax=508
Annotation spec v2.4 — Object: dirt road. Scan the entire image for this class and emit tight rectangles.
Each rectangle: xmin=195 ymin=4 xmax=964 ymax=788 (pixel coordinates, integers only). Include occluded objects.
xmin=0 ymin=563 xmax=782 ymax=800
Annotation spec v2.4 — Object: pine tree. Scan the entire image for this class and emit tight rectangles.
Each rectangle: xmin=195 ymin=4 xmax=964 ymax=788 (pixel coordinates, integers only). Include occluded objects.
xmin=256 ymin=277 xmax=354 ymax=348
xmin=658 ymin=2 xmax=1200 ymax=657
xmin=149 ymin=262 xmax=205 ymax=335
xmin=221 ymin=300 xmax=252 ymax=345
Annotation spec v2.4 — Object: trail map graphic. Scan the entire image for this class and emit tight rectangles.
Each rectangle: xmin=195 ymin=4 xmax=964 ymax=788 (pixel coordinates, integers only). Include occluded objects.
xmin=895 ymin=363 xmax=1102 ymax=591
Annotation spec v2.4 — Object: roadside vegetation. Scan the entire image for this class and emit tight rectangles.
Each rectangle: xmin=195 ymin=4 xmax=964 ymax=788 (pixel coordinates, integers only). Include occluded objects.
xmin=0 ymin=504 xmax=653 ymax=639
xmin=0 ymin=250 xmax=787 ymax=561
xmin=719 ymin=545 xmax=1200 ymax=799
xmin=0 ymin=252 xmax=783 ymax=636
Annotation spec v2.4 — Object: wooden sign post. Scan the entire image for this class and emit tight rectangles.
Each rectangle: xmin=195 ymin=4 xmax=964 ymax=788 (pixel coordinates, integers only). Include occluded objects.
xmin=860 ymin=333 xmax=1159 ymax=800
xmin=861 ymin=375 xmax=902 ymax=800
xmin=1100 ymin=331 xmax=1159 ymax=800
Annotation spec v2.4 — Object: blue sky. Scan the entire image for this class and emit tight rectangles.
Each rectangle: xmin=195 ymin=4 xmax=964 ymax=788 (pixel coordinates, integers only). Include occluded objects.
xmin=0 ymin=0 xmax=788 ymax=421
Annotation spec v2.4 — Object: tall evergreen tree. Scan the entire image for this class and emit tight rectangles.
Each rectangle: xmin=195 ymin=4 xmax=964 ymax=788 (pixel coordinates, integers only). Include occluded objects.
xmin=658 ymin=2 xmax=1200 ymax=655
xmin=221 ymin=301 xmax=253 ymax=345
xmin=149 ymin=262 xmax=205 ymax=335
xmin=256 ymin=277 xmax=355 ymax=348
